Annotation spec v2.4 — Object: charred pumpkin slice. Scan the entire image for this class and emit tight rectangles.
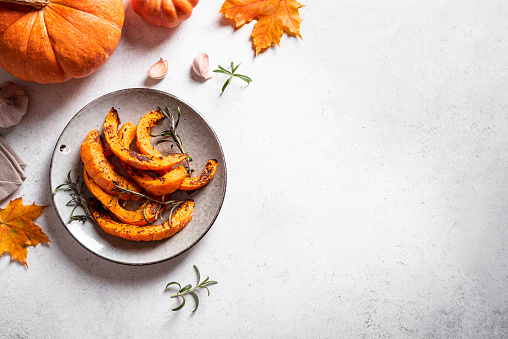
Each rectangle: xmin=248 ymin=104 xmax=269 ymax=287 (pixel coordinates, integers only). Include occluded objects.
xmin=136 ymin=109 xmax=165 ymax=157
xmin=118 ymin=122 xmax=188 ymax=195
xmin=123 ymin=164 xmax=188 ymax=196
xmin=89 ymin=199 xmax=194 ymax=241
xmin=134 ymin=111 xmax=219 ymax=191
xmin=179 ymin=159 xmax=218 ymax=191
xmin=100 ymin=134 xmax=113 ymax=158
xmin=103 ymin=108 xmax=187 ymax=171
xmin=83 ymin=168 xmax=163 ymax=226
xmin=81 ymin=129 xmax=143 ymax=199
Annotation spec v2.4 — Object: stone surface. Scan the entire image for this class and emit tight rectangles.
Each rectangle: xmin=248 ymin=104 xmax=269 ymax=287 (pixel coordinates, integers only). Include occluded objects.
xmin=1 ymin=0 xmax=508 ymax=337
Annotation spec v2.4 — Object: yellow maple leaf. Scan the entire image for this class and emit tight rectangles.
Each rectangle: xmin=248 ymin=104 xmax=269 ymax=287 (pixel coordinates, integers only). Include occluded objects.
xmin=220 ymin=0 xmax=304 ymax=55
xmin=0 ymin=197 xmax=49 ymax=267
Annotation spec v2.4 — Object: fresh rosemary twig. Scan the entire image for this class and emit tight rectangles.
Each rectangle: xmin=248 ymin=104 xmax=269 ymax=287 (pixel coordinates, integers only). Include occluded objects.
xmin=54 ymin=169 xmax=185 ymax=225
xmin=111 ymin=183 xmax=184 ymax=224
xmin=151 ymin=106 xmax=194 ymax=175
xmin=53 ymin=167 xmax=89 ymax=222
xmin=213 ymin=62 xmax=252 ymax=94
xmin=111 ymin=183 xmax=174 ymax=206
xmin=166 ymin=265 xmax=218 ymax=312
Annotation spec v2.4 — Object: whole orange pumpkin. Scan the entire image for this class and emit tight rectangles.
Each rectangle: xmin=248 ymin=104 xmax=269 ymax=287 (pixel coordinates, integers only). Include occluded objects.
xmin=0 ymin=0 xmax=124 ymax=84
xmin=131 ymin=0 xmax=199 ymax=28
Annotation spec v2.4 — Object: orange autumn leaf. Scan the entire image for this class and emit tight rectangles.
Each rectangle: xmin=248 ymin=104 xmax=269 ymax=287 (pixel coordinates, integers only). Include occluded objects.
xmin=220 ymin=0 xmax=304 ymax=55
xmin=0 ymin=197 xmax=49 ymax=267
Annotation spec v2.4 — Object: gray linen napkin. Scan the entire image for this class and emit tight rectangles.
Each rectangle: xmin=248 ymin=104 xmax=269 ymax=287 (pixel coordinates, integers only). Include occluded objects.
xmin=0 ymin=136 xmax=26 ymax=202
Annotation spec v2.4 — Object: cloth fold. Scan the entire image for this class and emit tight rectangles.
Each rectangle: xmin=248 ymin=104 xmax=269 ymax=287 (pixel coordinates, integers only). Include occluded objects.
xmin=0 ymin=136 xmax=26 ymax=202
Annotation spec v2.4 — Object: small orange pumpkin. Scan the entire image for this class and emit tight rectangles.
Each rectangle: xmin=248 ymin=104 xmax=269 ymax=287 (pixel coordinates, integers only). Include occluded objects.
xmin=0 ymin=0 xmax=124 ymax=84
xmin=131 ymin=0 xmax=199 ymax=28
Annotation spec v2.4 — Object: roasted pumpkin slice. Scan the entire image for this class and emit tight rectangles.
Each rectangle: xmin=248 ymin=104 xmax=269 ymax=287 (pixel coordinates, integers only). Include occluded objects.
xmin=136 ymin=109 xmax=165 ymax=157
xmin=118 ymin=122 xmax=137 ymax=151
xmin=89 ymin=199 xmax=194 ymax=241
xmin=83 ymin=168 xmax=163 ymax=226
xmin=179 ymin=159 xmax=218 ymax=191
xmin=100 ymin=135 xmax=113 ymax=158
xmin=118 ymin=122 xmax=187 ymax=195
xmin=103 ymin=108 xmax=187 ymax=170
xmin=81 ymin=129 xmax=143 ymax=199
xmin=124 ymin=165 xmax=188 ymax=196
xmin=134 ymin=111 xmax=218 ymax=191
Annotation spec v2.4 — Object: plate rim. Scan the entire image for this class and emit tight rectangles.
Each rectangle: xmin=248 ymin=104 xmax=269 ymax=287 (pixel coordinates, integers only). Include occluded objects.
xmin=49 ymin=88 xmax=227 ymax=266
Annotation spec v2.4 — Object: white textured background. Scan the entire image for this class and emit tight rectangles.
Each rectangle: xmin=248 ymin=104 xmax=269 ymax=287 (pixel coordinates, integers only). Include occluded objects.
xmin=1 ymin=0 xmax=508 ymax=337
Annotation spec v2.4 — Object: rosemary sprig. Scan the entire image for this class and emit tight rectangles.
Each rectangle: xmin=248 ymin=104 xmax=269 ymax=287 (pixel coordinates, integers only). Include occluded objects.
xmin=213 ymin=62 xmax=252 ymax=94
xmin=166 ymin=265 xmax=218 ymax=312
xmin=151 ymin=106 xmax=194 ymax=175
xmin=54 ymin=169 xmax=185 ymax=225
xmin=111 ymin=183 xmax=184 ymax=224
xmin=53 ymin=167 xmax=89 ymax=222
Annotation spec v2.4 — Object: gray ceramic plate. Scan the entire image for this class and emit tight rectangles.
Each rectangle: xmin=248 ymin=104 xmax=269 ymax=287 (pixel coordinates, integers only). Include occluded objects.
xmin=49 ymin=88 xmax=226 ymax=265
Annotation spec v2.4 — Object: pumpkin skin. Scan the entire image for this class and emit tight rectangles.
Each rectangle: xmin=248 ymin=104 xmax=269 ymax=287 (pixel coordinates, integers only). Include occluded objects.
xmin=0 ymin=0 xmax=124 ymax=84
xmin=131 ymin=0 xmax=199 ymax=28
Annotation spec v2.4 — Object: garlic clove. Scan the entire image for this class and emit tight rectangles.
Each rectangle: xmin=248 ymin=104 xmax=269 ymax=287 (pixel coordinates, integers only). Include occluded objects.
xmin=147 ymin=58 xmax=168 ymax=79
xmin=192 ymin=52 xmax=212 ymax=79
xmin=0 ymin=82 xmax=28 ymax=128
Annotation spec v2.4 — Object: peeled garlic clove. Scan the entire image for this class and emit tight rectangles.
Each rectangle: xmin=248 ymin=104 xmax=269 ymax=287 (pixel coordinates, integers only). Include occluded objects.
xmin=147 ymin=58 xmax=168 ymax=79
xmin=0 ymin=82 xmax=28 ymax=128
xmin=192 ymin=52 xmax=212 ymax=79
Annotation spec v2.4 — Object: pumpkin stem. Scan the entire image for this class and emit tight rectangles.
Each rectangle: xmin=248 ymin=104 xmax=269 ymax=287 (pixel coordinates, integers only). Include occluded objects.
xmin=0 ymin=0 xmax=49 ymax=9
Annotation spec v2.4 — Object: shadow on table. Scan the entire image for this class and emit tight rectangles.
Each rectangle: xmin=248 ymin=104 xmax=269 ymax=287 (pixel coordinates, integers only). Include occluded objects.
xmin=121 ymin=1 xmax=182 ymax=50
xmin=48 ymin=200 xmax=203 ymax=284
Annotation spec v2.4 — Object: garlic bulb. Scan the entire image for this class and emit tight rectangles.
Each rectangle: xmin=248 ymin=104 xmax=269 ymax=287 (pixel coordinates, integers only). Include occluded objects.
xmin=192 ymin=52 xmax=212 ymax=79
xmin=0 ymin=82 xmax=28 ymax=128
xmin=147 ymin=58 xmax=168 ymax=79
